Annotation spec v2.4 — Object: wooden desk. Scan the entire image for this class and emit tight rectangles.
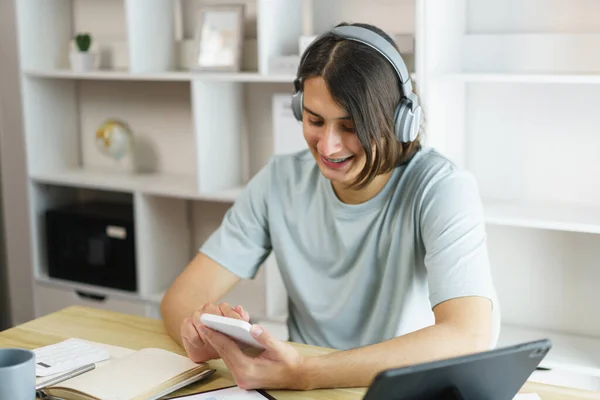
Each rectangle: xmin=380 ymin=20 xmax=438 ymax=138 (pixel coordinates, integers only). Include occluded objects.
xmin=0 ymin=306 xmax=599 ymax=400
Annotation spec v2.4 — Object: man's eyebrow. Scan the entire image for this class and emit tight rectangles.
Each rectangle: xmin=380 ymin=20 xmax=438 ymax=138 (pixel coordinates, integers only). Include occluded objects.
xmin=304 ymin=106 xmax=352 ymax=120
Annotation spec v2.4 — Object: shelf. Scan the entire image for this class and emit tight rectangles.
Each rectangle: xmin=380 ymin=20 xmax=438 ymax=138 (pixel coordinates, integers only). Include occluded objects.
xmin=144 ymin=291 xmax=166 ymax=305
xmin=24 ymin=69 xmax=297 ymax=83
xmin=499 ymin=324 xmax=600 ymax=378
xmin=483 ymin=199 xmax=600 ymax=234
xmin=36 ymin=275 xmax=171 ymax=305
xmin=35 ymin=274 xmax=156 ymax=304
xmin=452 ymin=73 xmax=600 ymax=84
xmin=24 ymin=69 xmax=418 ymax=84
xmin=30 ymin=168 xmax=242 ymax=202
xmin=527 ymin=369 xmax=600 ymax=392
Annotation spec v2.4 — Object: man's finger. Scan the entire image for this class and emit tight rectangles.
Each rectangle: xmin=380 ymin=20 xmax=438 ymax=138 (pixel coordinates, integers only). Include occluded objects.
xmin=250 ymin=325 xmax=281 ymax=352
xmin=233 ymin=305 xmax=247 ymax=321
xmin=202 ymin=326 xmax=252 ymax=381
xmin=182 ymin=317 xmax=204 ymax=347
xmin=189 ymin=313 xmax=212 ymax=346
xmin=235 ymin=305 xmax=250 ymax=322
xmin=181 ymin=336 xmax=196 ymax=358
xmin=201 ymin=326 xmax=246 ymax=361
xmin=219 ymin=302 xmax=243 ymax=320
xmin=201 ymin=303 xmax=221 ymax=315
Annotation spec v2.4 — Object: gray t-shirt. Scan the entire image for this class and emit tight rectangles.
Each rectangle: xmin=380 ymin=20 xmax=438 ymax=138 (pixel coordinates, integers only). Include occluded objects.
xmin=200 ymin=147 xmax=500 ymax=350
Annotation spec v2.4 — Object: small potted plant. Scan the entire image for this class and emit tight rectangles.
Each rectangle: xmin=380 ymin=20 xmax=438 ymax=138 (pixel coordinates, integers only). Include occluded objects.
xmin=70 ymin=33 xmax=95 ymax=72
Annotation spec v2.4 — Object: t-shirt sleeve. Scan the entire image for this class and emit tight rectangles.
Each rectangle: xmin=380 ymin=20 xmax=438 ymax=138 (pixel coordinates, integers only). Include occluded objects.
xmin=199 ymin=160 xmax=273 ymax=279
xmin=420 ymin=169 xmax=496 ymax=309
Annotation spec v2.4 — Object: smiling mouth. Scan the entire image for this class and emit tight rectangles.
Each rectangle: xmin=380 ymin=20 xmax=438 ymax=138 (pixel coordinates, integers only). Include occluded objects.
xmin=320 ymin=154 xmax=355 ymax=170
xmin=323 ymin=155 xmax=354 ymax=163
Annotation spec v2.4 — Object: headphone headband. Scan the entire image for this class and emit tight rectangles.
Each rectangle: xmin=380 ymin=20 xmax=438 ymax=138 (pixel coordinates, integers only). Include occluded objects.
xmin=329 ymin=26 xmax=415 ymax=104
xmin=292 ymin=25 xmax=422 ymax=143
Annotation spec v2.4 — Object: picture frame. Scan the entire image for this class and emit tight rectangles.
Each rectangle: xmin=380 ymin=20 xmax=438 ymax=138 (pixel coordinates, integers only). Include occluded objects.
xmin=192 ymin=4 xmax=245 ymax=72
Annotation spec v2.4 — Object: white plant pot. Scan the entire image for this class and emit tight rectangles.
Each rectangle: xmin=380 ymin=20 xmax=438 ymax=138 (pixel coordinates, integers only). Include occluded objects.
xmin=69 ymin=52 xmax=96 ymax=72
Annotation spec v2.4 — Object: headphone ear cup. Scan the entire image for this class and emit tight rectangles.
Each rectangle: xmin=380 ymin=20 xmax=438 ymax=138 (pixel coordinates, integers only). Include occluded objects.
xmin=394 ymin=99 xmax=421 ymax=143
xmin=291 ymin=90 xmax=304 ymax=121
xmin=408 ymin=104 xmax=422 ymax=142
xmin=394 ymin=101 xmax=411 ymax=143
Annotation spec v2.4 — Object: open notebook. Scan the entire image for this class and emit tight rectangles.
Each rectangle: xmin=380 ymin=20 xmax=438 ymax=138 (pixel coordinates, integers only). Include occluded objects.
xmin=38 ymin=341 xmax=212 ymax=400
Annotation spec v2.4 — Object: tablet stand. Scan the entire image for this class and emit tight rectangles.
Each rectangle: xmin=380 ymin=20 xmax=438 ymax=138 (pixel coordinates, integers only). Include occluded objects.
xmin=437 ymin=386 xmax=465 ymax=400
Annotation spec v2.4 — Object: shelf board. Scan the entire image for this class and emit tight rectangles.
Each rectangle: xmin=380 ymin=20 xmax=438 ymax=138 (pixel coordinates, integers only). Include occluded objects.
xmin=35 ymin=274 xmax=152 ymax=303
xmin=24 ymin=69 xmax=418 ymax=83
xmin=527 ymin=369 xmax=600 ymax=392
xmin=144 ymin=290 xmax=166 ymax=305
xmin=453 ymin=73 xmax=600 ymax=84
xmin=483 ymin=199 xmax=600 ymax=234
xmin=23 ymin=68 xmax=296 ymax=83
xmin=30 ymin=168 xmax=242 ymax=203
xmin=499 ymin=324 xmax=600 ymax=378
xmin=36 ymin=275 xmax=172 ymax=305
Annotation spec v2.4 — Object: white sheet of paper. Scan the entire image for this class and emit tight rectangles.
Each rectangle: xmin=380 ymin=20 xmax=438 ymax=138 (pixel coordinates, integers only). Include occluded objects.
xmin=177 ymin=388 xmax=538 ymax=400
xmin=179 ymin=389 xmax=538 ymax=400
xmin=177 ymin=387 xmax=268 ymax=399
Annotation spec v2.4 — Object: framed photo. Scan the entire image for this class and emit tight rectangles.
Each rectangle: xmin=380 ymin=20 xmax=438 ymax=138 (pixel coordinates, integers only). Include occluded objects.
xmin=192 ymin=4 xmax=245 ymax=72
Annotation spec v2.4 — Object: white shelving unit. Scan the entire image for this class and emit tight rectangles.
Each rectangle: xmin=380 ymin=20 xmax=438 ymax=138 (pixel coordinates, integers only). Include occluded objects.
xmin=13 ymin=0 xmax=600 ymax=392
xmin=14 ymin=0 xmax=418 ymax=336
xmin=420 ymin=0 xmax=600 ymax=392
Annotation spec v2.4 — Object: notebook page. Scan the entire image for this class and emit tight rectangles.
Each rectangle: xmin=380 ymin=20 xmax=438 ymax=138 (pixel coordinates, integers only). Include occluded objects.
xmin=35 ymin=338 xmax=136 ymax=388
xmin=49 ymin=348 xmax=205 ymax=400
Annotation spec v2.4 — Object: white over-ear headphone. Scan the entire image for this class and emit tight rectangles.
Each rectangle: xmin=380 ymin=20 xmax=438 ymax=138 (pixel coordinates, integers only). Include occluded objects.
xmin=291 ymin=25 xmax=422 ymax=143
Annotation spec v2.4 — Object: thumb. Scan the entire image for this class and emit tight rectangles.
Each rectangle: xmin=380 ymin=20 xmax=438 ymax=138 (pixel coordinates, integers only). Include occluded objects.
xmin=250 ymin=324 xmax=281 ymax=350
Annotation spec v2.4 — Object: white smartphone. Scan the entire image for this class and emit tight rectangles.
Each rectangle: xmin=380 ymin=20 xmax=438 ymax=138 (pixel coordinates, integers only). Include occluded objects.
xmin=200 ymin=314 xmax=266 ymax=350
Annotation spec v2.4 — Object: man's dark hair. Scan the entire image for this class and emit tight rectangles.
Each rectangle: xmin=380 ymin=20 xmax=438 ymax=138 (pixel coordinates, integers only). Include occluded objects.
xmin=297 ymin=22 xmax=422 ymax=188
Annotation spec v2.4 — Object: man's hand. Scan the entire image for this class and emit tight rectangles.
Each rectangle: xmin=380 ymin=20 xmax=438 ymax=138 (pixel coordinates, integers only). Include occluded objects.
xmin=200 ymin=323 xmax=308 ymax=390
xmin=180 ymin=302 xmax=250 ymax=363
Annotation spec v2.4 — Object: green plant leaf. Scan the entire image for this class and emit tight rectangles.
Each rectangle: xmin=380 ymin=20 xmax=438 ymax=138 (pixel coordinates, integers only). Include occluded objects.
xmin=75 ymin=33 xmax=92 ymax=52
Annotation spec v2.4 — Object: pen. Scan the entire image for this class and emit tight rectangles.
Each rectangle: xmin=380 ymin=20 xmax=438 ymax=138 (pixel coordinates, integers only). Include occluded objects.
xmin=36 ymin=363 xmax=96 ymax=391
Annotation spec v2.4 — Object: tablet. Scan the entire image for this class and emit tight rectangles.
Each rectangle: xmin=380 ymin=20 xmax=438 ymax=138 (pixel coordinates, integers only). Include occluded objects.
xmin=363 ymin=339 xmax=552 ymax=400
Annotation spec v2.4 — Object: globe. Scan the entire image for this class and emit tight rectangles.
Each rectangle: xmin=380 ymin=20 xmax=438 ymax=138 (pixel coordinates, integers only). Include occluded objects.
xmin=95 ymin=119 xmax=133 ymax=161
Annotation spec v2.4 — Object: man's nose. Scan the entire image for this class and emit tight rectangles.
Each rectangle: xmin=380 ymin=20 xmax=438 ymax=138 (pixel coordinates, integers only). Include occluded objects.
xmin=319 ymin=125 xmax=343 ymax=156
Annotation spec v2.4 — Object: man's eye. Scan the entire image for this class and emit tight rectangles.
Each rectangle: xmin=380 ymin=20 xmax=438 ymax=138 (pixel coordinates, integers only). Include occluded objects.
xmin=308 ymin=120 xmax=324 ymax=127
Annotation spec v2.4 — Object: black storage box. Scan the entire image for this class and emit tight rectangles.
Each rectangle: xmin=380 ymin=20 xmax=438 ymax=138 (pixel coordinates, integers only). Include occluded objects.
xmin=45 ymin=201 xmax=137 ymax=292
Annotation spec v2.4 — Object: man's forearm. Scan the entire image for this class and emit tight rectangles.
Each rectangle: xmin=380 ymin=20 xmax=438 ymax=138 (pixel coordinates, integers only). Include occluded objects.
xmin=161 ymin=278 xmax=215 ymax=347
xmin=300 ymin=323 xmax=491 ymax=390
xmin=161 ymin=290 xmax=205 ymax=346
xmin=160 ymin=252 xmax=242 ymax=346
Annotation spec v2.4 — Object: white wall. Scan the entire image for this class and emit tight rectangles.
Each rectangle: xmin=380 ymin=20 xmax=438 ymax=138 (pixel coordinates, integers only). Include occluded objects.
xmin=0 ymin=0 xmax=35 ymax=325
xmin=0 ymin=103 xmax=9 ymax=330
